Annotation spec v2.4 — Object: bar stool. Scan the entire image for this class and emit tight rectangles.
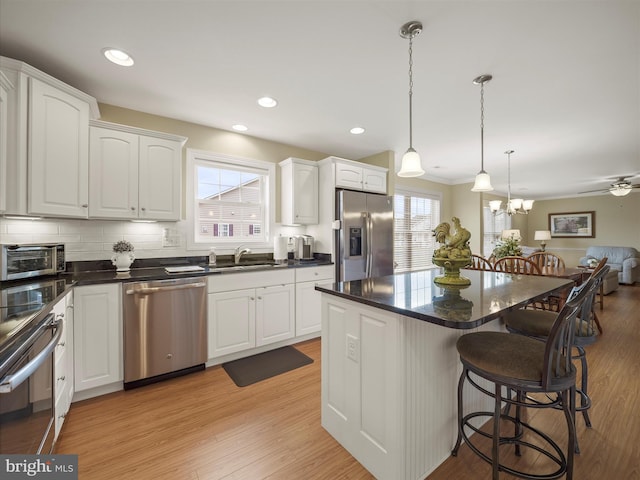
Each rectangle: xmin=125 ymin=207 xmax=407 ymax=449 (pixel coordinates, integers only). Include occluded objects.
xmin=504 ymin=261 xmax=609 ymax=429
xmin=451 ymin=276 xmax=594 ymax=480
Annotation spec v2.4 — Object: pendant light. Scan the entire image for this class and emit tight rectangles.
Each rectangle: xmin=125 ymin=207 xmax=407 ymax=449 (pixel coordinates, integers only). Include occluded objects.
xmin=471 ymin=74 xmax=494 ymax=192
xmin=397 ymin=21 xmax=425 ymax=177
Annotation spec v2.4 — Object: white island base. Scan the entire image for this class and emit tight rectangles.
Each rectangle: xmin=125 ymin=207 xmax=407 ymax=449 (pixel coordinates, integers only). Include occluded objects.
xmin=321 ymin=294 xmax=502 ymax=480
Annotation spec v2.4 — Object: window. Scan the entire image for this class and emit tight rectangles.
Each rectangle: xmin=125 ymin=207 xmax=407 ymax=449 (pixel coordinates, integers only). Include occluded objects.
xmin=187 ymin=150 xmax=275 ymax=248
xmin=482 ymin=208 xmax=512 ymax=256
xmin=393 ymin=188 xmax=441 ymax=273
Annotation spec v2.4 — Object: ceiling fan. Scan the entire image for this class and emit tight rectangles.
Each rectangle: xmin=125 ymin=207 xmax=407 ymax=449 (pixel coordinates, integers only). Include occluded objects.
xmin=578 ymin=176 xmax=640 ymax=197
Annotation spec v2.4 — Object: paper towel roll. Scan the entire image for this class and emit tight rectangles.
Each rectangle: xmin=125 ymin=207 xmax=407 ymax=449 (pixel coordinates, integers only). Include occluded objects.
xmin=274 ymin=236 xmax=288 ymax=261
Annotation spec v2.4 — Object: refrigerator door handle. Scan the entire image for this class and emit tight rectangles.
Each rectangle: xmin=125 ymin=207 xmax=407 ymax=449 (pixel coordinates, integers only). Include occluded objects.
xmin=365 ymin=212 xmax=373 ymax=277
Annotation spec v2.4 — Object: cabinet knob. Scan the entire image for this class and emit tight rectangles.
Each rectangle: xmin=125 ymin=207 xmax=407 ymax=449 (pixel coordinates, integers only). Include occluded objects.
xmin=257 ymin=296 xmax=262 ymax=300
xmin=250 ymin=297 xmax=255 ymax=301
xmin=141 ymin=207 xmax=146 ymax=211
xmin=58 ymin=341 xmax=66 ymax=347
xmin=82 ymin=204 xmax=88 ymax=208
xmin=59 ymin=413 xmax=66 ymax=419
xmin=166 ymin=353 xmax=173 ymax=359
xmin=131 ymin=207 xmax=136 ymax=211
xmin=58 ymin=375 xmax=66 ymax=381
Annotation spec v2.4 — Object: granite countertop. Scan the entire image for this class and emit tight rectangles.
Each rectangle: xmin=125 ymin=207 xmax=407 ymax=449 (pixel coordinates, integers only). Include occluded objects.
xmin=63 ymin=254 xmax=333 ymax=286
xmin=315 ymin=268 xmax=573 ymax=329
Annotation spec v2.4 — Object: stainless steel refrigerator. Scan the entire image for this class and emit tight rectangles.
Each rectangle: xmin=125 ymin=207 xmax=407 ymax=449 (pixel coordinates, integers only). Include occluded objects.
xmin=335 ymin=189 xmax=394 ymax=282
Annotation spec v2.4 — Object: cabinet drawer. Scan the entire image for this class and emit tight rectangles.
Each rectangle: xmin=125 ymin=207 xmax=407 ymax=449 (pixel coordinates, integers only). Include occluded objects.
xmin=295 ymin=265 xmax=334 ymax=283
xmin=208 ymin=268 xmax=295 ymax=293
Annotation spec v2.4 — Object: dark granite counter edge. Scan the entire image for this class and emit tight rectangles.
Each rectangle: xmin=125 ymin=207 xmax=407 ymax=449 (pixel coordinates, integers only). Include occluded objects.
xmin=315 ymin=285 xmax=492 ymax=329
xmin=63 ymin=256 xmax=333 ymax=286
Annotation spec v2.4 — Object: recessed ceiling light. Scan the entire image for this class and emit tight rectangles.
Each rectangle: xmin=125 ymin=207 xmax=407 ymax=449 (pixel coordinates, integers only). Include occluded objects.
xmin=257 ymin=96 xmax=278 ymax=108
xmin=350 ymin=127 xmax=365 ymax=135
xmin=232 ymin=124 xmax=248 ymax=132
xmin=102 ymin=48 xmax=134 ymax=67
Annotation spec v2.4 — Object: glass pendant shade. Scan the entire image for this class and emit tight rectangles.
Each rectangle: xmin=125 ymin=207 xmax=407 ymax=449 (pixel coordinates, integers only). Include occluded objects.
xmin=489 ymin=200 xmax=502 ymax=212
xmin=522 ymin=199 xmax=535 ymax=211
xmin=398 ymin=148 xmax=425 ymax=177
xmin=610 ymin=185 xmax=632 ymax=196
xmin=471 ymin=171 xmax=493 ymax=192
xmin=509 ymin=198 xmax=523 ymax=210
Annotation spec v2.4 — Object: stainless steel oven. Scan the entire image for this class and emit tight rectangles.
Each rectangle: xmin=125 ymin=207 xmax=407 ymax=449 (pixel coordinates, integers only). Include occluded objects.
xmin=0 ymin=312 xmax=62 ymax=454
xmin=1 ymin=243 xmax=66 ymax=281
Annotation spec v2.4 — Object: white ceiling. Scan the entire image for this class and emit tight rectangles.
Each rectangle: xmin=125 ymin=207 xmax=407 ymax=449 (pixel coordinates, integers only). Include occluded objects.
xmin=1 ymin=0 xmax=639 ymax=199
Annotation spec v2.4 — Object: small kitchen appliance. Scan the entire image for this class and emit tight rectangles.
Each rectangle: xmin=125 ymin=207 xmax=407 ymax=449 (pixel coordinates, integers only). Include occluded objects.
xmin=1 ymin=243 xmax=65 ymax=281
xmin=293 ymin=235 xmax=314 ymax=260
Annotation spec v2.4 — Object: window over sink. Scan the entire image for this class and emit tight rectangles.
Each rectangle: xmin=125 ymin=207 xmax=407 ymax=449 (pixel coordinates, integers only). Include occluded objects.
xmin=187 ymin=149 xmax=275 ymax=248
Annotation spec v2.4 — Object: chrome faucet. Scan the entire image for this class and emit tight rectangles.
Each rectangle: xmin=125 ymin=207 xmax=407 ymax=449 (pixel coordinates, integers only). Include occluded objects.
xmin=234 ymin=245 xmax=251 ymax=264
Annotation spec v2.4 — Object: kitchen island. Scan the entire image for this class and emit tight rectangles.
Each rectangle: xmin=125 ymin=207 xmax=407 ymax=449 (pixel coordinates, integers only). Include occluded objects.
xmin=316 ymin=268 xmax=572 ymax=480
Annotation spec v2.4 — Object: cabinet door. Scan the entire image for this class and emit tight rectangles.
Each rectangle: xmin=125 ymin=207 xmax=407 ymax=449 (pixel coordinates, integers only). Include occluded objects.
xmin=362 ymin=167 xmax=387 ymax=194
xmin=335 ymin=161 xmax=363 ymax=190
xmin=89 ymin=127 xmax=139 ymax=218
xmin=256 ymin=284 xmax=294 ymax=346
xmin=74 ymin=284 xmax=122 ymax=392
xmin=208 ymin=289 xmax=256 ymax=358
xmin=28 ymin=77 xmax=89 ymax=217
xmin=138 ymin=136 xmax=181 ymax=220
xmin=292 ymin=163 xmax=319 ymax=224
xmin=0 ymin=79 xmax=8 ymax=212
xmin=295 ymin=279 xmax=332 ymax=336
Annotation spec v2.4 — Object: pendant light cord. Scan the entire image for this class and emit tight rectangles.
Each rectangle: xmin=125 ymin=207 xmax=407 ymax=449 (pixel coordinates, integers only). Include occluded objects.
xmin=480 ymin=81 xmax=485 ymax=171
xmin=408 ymin=35 xmax=414 ymax=149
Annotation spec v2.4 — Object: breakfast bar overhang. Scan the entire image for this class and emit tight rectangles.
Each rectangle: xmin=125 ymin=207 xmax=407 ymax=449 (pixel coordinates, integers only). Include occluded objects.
xmin=316 ymin=269 xmax=573 ymax=480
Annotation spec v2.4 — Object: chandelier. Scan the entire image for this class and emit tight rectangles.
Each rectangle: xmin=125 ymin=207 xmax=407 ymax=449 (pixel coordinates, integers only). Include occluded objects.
xmin=489 ymin=150 xmax=534 ymax=215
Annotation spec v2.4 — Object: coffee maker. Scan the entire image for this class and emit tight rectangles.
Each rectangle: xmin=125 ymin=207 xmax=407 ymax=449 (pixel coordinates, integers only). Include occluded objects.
xmin=293 ymin=235 xmax=314 ymax=260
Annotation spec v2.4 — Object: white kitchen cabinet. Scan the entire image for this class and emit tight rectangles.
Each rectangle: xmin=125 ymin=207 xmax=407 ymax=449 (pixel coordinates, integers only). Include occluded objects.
xmin=208 ymin=269 xmax=295 ymax=359
xmin=0 ymin=56 xmax=99 ymax=217
xmin=0 ymin=72 xmax=12 ymax=212
xmin=89 ymin=121 xmax=186 ymax=221
xmin=279 ymin=157 xmax=318 ymax=225
xmin=54 ymin=291 xmax=73 ymax=441
xmin=73 ymin=283 xmax=123 ymax=394
xmin=29 ymin=78 xmax=90 ymax=217
xmin=334 ymin=157 xmax=387 ymax=194
xmin=295 ymin=265 xmax=334 ymax=336
xmin=208 ymin=288 xmax=256 ymax=357
xmin=255 ymin=283 xmax=295 ymax=346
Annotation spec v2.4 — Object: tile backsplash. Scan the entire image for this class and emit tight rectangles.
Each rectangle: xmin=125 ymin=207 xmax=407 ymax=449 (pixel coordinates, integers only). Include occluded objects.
xmin=0 ymin=218 xmax=304 ymax=262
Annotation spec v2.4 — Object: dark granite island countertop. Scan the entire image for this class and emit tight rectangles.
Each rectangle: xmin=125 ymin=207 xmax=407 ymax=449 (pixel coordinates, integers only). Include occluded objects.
xmin=315 ymin=268 xmax=573 ymax=329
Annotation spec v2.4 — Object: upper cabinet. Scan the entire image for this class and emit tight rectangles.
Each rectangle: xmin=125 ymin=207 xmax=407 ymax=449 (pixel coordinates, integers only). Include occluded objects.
xmin=89 ymin=121 xmax=186 ymax=221
xmin=279 ymin=157 xmax=319 ymax=225
xmin=332 ymin=157 xmax=387 ymax=194
xmin=29 ymin=78 xmax=90 ymax=217
xmin=0 ymin=71 xmax=13 ymax=213
xmin=0 ymin=56 xmax=100 ymax=217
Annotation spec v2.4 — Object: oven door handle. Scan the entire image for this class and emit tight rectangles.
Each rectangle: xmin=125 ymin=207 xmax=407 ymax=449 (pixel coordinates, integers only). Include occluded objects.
xmin=0 ymin=314 xmax=62 ymax=394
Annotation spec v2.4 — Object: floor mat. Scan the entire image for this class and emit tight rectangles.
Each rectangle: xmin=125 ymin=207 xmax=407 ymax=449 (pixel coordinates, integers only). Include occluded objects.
xmin=222 ymin=346 xmax=313 ymax=387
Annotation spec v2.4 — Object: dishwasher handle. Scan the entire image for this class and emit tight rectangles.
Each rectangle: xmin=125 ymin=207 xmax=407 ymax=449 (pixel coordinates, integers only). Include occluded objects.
xmin=125 ymin=281 xmax=207 ymax=295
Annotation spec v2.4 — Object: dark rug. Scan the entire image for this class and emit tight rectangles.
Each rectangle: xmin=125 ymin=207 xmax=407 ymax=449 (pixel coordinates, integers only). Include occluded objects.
xmin=222 ymin=346 xmax=314 ymax=387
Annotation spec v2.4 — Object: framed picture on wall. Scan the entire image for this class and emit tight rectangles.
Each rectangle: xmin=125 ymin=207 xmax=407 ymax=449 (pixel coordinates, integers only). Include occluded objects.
xmin=549 ymin=211 xmax=595 ymax=238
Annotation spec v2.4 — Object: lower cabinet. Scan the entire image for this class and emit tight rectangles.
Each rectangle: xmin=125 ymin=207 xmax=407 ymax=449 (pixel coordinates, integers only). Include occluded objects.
xmin=208 ymin=270 xmax=295 ymax=359
xmin=295 ymin=265 xmax=334 ymax=336
xmin=54 ymin=291 xmax=73 ymax=441
xmin=73 ymin=283 xmax=123 ymax=394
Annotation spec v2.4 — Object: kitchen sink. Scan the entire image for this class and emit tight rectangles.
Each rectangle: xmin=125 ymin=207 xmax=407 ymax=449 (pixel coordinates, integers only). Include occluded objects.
xmin=208 ymin=262 xmax=287 ymax=273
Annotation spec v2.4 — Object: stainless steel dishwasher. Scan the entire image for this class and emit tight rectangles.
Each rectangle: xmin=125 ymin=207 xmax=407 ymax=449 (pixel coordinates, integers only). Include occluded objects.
xmin=122 ymin=277 xmax=207 ymax=389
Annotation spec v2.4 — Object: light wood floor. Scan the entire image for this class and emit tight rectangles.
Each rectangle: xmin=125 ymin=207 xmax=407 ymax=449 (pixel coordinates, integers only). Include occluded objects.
xmin=56 ymin=284 xmax=640 ymax=479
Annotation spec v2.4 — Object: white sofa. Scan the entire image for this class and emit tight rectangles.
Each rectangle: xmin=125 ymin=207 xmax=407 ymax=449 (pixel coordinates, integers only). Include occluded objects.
xmin=579 ymin=246 xmax=640 ymax=285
